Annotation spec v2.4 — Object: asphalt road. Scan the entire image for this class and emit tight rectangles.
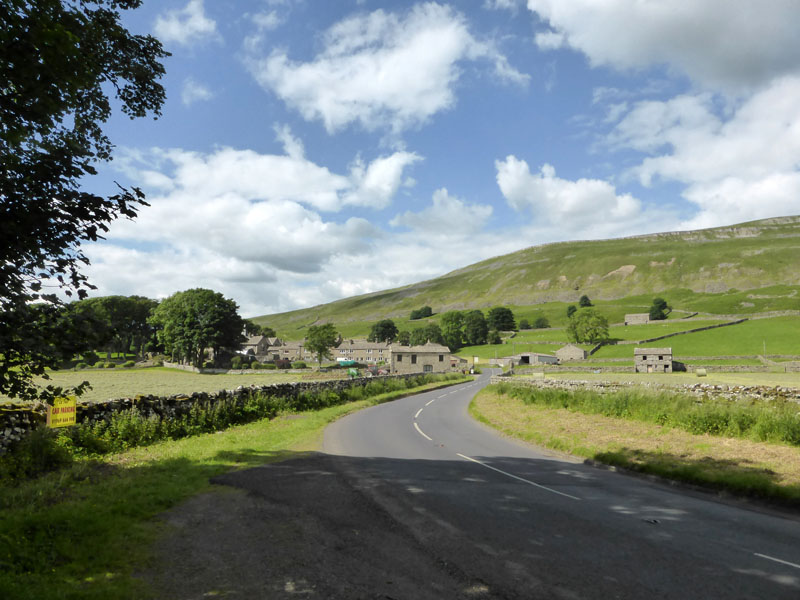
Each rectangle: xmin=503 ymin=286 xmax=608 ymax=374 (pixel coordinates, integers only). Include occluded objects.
xmin=319 ymin=370 xmax=800 ymax=599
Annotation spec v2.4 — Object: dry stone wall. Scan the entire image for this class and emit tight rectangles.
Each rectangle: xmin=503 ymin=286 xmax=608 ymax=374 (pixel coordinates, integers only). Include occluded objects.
xmin=0 ymin=372 xmax=429 ymax=454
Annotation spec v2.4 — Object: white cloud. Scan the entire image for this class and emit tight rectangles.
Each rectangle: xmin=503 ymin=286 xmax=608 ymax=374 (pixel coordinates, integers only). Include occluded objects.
xmin=391 ymin=188 xmax=492 ymax=235
xmin=154 ymin=0 xmax=219 ymax=47
xmin=344 ymin=152 xmax=422 ymax=209
xmin=246 ymin=2 xmax=528 ymax=133
xmin=181 ymin=78 xmax=213 ymax=106
xmin=527 ymin=0 xmax=800 ymax=91
xmin=604 ymin=77 xmax=800 ymax=226
xmin=495 ymin=156 xmax=643 ymax=233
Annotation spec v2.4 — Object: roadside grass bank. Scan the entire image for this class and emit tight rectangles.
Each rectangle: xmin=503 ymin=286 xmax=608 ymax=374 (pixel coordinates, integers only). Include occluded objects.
xmin=470 ymin=385 xmax=800 ymax=505
xmin=0 ymin=376 xmax=468 ymax=600
xmin=541 ymin=371 xmax=800 ymax=387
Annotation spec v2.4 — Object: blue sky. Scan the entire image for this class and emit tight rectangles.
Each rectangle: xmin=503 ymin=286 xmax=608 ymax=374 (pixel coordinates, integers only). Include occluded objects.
xmin=87 ymin=0 xmax=800 ymax=317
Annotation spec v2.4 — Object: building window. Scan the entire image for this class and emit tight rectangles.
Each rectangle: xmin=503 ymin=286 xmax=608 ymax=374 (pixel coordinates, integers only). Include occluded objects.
xmin=658 ymin=356 xmax=663 ymax=360
xmin=424 ymin=364 xmax=433 ymax=373
xmin=411 ymin=355 xmax=417 ymax=364
xmin=439 ymin=355 xmax=443 ymax=362
xmin=397 ymin=355 xmax=403 ymax=362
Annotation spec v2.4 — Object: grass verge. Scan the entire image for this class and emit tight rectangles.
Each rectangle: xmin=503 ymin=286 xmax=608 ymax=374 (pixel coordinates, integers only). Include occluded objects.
xmin=0 ymin=377 xmax=467 ymax=599
xmin=470 ymin=387 xmax=800 ymax=506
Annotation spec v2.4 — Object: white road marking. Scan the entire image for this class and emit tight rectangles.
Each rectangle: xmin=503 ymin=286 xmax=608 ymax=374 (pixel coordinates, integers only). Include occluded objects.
xmin=437 ymin=394 xmax=447 ymax=398
xmin=456 ymin=453 xmax=581 ymax=500
xmin=414 ymin=408 xmax=423 ymax=419
xmin=754 ymin=553 xmax=800 ymax=570
xmin=425 ymin=398 xmax=436 ymax=406
xmin=414 ymin=422 xmax=433 ymax=441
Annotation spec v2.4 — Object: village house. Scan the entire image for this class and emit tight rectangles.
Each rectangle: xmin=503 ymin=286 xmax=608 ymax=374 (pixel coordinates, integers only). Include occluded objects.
xmin=624 ymin=313 xmax=650 ymax=325
xmin=335 ymin=339 xmax=391 ymax=364
xmin=391 ymin=342 xmax=452 ymax=374
xmin=556 ymin=344 xmax=587 ymax=362
xmin=279 ymin=340 xmax=314 ymax=362
xmin=634 ymin=347 xmax=673 ymax=373
xmin=242 ymin=335 xmax=271 ymax=356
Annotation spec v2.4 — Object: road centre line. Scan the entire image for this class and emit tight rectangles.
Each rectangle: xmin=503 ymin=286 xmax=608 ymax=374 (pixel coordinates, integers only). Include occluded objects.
xmin=456 ymin=453 xmax=581 ymax=501
xmin=425 ymin=398 xmax=436 ymax=406
xmin=754 ymin=553 xmax=800 ymax=570
xmin=414 ymin=422 xmax=433 ymax=441
xmin=414 ymin=408 xmax=423 ymax=419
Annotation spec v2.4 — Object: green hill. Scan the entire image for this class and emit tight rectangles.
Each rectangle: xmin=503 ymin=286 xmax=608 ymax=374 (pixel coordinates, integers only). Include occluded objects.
xmin=255 ymin=216 xmax=800 ymax=340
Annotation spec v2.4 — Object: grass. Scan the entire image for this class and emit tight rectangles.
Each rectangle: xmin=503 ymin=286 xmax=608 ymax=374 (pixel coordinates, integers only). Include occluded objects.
xmin=471 ymin=387 xmax=800 ymax=504
xmin=0 ymin=368 xmax=309 ymax=404
xmin=540 ymin=371 xmax=800 ymax=387
xmin=0 ymin=377 xmax=467 ymax=599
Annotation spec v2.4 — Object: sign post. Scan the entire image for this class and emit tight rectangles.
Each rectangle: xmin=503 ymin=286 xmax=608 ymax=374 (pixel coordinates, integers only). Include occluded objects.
xmin=47 ymin=397 xmax=77 ymax=428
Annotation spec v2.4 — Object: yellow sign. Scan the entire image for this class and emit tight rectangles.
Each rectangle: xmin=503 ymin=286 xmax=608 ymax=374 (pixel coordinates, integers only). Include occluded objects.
xmin=47 ymin=397 xmax=77 ymax=428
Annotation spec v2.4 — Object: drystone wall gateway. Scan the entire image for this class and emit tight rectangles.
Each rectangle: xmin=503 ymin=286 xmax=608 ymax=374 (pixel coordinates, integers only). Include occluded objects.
xmin=0 ymin=373 xmax=432 ymax=454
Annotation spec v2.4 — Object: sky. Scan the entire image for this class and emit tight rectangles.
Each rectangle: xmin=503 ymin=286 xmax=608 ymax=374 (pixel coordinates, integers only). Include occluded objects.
xmin=86 ymin=0 xmax=800 ymax=317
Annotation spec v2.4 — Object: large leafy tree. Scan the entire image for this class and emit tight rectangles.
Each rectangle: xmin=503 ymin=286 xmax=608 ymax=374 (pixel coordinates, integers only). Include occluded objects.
xmin=649 ymin=297 xmax=671 ymax=321
xmin=440 ymin=310 xmax=465 ymax=351
xmin=150 ymin=289 xmax=245 ymax=368
xmin=463 ymin=310 xmax=488 ymax=346
xmin=305 ymin=323 xmax=339 ymax=367
xmin=367 ymin=319 xmax=398 ymax=343
xmin=487 ymin=307 xmax=516 ymax=332
xmin=0 ymin=0 xmax=168 ymax=401
xmin=409 ymin=324 xmax=444 ymax=346
xmin=74 ymin=295 xmax=157 ymax=357
xmin=567 ymin=308 xmax=609 ymax=344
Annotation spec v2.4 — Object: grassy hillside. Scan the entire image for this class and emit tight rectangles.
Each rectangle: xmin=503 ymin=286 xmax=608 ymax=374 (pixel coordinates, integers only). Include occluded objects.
xmin=255 ymin=216 xmax=800 ymax=340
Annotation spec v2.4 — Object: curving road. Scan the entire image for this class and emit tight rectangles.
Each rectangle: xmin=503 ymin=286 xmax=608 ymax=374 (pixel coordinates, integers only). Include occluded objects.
xmin=321 ymin=370 xmax=800 ymax=599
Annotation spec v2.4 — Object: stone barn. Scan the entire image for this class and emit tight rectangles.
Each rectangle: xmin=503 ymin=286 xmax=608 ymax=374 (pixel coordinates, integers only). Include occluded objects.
xmin=391 ymin=342 xmax=452 ymax=374
xmin=556 ymin=344 xmax=587 ymax=362
xmin=625 ymin=313 xmax=650 ymax=325
xmin=634 ymin=348 xmax=673 ymax=373
xmin=515 ymin=352 xmax=558 ymax=365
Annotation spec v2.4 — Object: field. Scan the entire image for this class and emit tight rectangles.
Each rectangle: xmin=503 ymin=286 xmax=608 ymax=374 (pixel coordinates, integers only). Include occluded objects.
xmin=538 ymin=371 xmax=800 ymax=387
xmin=0 ymin=368 xmax=311 ymax=404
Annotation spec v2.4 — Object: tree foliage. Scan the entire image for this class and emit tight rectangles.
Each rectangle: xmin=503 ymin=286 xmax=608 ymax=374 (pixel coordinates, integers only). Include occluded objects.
xmin=518 ymin=319 xmax=530 ymax=330
xmin=463 ymin=310 xmax=488 ymax=346
xmin=533 ymin=315 xmax=550 ymax=329
xmin=305 ymin=323 xmax=339 ymax=366
xmin=578 ymin=295 xmax=593 ymax=308
xmin=649 ymin=297 xmax=671 ymax=321
xmin=566 ymin=305 xmax=577 ymax=318
xmin=72 ymin=295 xmax=157 ymax=357
xmin=149 ymin=289 xmax=245 ymax=368
xmin=0 ymin=0 xmax=168 ymax=402
xmin=440 ymin=310 xmax=465 ymax=351
xmin=396 ymin=330 xmax=411 ymax=346
xmin=409 ymin=324 xmax=444 ymax=346
xmin=367 ymin=319 xmax=398 ymax=343
xmin=487 ymin=307 xmax=516 ymax=331
xmin=567 ymin=308 xmax=609 ymax=344
xmin=487 ymin=330 xmax=502 ymax=344
xmin=410 ymin=306 xmax=433 ymax=320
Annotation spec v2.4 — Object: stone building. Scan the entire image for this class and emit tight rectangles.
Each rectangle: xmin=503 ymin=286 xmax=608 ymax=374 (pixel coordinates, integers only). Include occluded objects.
xmin=334 ymin=339 xmax=391 ymax=364
xmin=556 ymin=344 xmax=587 ymax=362
xmin=634 ymin=347 xmax=673 ymax=373
xmin=625 ymin=313 xmax=650 ymax=325
xmin=390 ymin=342 xmax=452 ymax=374
xmin=514 ymin=352 xmax=558 ymax=365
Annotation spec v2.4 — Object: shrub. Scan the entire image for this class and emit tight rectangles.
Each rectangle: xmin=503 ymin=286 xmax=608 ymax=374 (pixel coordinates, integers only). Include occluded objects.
xmin=250 ymin=361 xmax=261 ymax=369
xmin=518 ymin=319 xmax=531 ymax=330
xmin=275 ymin=359 xmax=292 ymax=369
xmin=292 ymin=361 xmax=307 ymax=369
xmin=94 ymin=360 xmax=106 ymax=368
xmin=82 ymin=351 xmax=99 ymax=364
xmin=75 ymin=362 xmax=87 ymax=370
xmin=203 ymin=361 xmax=214 ymax=369
xmin=0 ymin=427 xmax=73 ymax=481
xmin=262 ymin=363 xmax=277 ymax=370
xmin=533 ymin=316 xmax=550 ymax=329
xmin=230 ymin=355 xmax=243 ymax=369
xmin=122 ymin=360 xmax=136 ymax=368
xmin=104 ymin=362 xmax=116 ymax=369
xmin=240 ymin=362 xmax=250 ymax=370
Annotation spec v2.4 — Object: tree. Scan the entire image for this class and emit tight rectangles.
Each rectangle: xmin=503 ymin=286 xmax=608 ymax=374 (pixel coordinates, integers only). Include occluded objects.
xmin=396 ymin=330 xmax=411 ymax=346
xmin=305 ymin=323 xmax=339 ymax=367
xmin=150 ymin=289 xmax=245 ymax=368
xmin=487 ymin=330 xmax=502 ymax=344
xmin=463 ymin=310 xmax=488 ymax=346
xmin=533 ymin=316 xmax=550 ymax=329
xmin=367 ymin=319 xmax=398 ymax=343
xmin=567 ymin=308 xmax=609 ymax=344
xmin=518 ymin=319 xmax=531 ymax=330
xmin=75 ymin=295 xmax=157 ymax=357
xmin=487 ymin=307 xmax=516 ymax=331
xmin=440 ymin=310 xmax=465 ymax=351
xmin=649 ymin=297 xmax=671 ymax=321
xmin=410 ymin=306 xmax=433 ymax=320
xmin=0 ymin=1 xmax=168 ymax=402
xmin=566 ymin=305 xmax=577 ymax=318
xmin=579 ymin=295 xmax=593 ymax=308
xmin=410 ymin=324 xmax=444 ymax=346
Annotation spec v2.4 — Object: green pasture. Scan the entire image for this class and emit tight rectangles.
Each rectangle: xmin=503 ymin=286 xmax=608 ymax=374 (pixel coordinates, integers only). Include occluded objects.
xmin=0 ymin=368 xmax=308 ymax=404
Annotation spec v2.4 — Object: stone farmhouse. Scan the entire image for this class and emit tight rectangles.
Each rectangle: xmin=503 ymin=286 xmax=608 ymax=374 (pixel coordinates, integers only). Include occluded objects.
xmin=634 ymin=347 xmax=673 ymax=373
xmin=335 ymin=339 xmax=391 ymax=363
xmin=625 ymin=313 xmax=650 ymax=325
xmin=514 ymin=352 xmax=558 ymax=365
xmin=556 ymin=344 xmax=587 ymax=362
xmin=390 ymin=342 xmax=452 ymax=374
